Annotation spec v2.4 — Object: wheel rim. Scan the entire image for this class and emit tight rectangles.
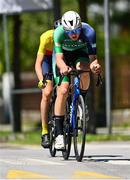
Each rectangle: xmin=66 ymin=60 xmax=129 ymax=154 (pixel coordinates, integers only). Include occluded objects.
xmin=73 ymin=95 xmax=86 ymax=161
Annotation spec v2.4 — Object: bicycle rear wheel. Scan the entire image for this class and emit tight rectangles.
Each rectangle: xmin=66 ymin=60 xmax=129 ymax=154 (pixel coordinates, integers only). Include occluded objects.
xmin=49 ymin=127 xmax=56 ymax=157
xmin=73 ymin=95 xmax=87 ymax=162
xmin=48 ymin=96 xmax=56 ymax=157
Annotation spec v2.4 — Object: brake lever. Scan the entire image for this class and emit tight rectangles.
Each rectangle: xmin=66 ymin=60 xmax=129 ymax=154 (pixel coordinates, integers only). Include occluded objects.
xmin=96 ymin=74 xmax=103 ymax=87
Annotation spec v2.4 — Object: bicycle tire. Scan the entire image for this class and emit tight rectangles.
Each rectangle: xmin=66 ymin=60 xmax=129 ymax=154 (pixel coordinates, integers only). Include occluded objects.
xmin=62 ymin=96 xmax=72 ymax=160
xmin=73 ymin=95 xmax=87 ymax=162
xmin=62 ymin=121 xmax=71 ymax=160
xmin=48 ymin=95 xmax=56 ymax=157
xmin=49 ymin=124 xmax=56 ymax=157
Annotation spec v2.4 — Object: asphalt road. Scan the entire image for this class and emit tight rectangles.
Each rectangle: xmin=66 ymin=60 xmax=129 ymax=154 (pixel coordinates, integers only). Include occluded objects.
xmin=0 ymin=141 xmax=130 ymax=179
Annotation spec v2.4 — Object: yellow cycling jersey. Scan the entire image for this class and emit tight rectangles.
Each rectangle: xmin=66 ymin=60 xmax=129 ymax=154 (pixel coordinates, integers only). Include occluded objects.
xmin=37 ymin=29 xmax=54 ymax=56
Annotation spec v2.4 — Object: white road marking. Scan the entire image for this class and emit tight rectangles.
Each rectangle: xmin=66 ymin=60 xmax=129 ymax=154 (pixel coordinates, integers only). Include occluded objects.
xmin=107 ymin=160 xmax=130 ymax=165
xmin=0 ymin=157 xmax=65 ymax=166
xmin=27 ymin=158 xmax=65 ymax=165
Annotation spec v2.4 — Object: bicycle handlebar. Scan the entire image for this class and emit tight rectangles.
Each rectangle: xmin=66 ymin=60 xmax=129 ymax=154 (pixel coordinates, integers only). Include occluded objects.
xmin=43 ymin=72 xmax=53 ymax=84
xmin=58 ymin=70 xmax=89 ymax=86
xmin=58 ymin=69 xmax=102 ymax=87
xmin=69 ymin=69 xmax=90 ymax=76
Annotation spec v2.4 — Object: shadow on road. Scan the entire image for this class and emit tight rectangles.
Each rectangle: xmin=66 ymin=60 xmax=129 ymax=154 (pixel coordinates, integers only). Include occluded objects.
xmin=83 ymin=155 xmax=130 ymax=162
xmin=54 ymin=154 xmax=130 ymax=162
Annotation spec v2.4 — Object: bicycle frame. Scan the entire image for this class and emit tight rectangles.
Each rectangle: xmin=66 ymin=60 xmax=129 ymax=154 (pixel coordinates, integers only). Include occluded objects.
xmin=70 ymin=76 xmax=80 ymax=130
xmin=58 ymin=70 xmax=102 ymax=133
xmin=70 ymin=72 xmax=102 ymax=129
xmin=61 ymin=70 xmax=102 ymax=161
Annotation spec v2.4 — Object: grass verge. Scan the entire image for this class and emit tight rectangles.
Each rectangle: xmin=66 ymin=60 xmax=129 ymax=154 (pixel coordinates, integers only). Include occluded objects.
xmin=0 ymin=130 xmax=130 ymax=145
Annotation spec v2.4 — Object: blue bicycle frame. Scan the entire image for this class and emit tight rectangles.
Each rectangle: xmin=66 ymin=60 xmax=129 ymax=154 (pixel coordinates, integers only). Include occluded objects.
xmin=70 ymin=76 xmax=80 ymax=130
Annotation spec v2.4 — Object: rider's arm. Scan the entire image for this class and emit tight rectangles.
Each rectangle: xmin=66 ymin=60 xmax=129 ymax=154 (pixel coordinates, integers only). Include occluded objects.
xmin=54 ymin=26 xmax=70 ymax=74
xmin=89 ymin=55 xmax=99 ymax=64
xmin=35 ymin=53 xmax=44 ymax=81
xmin=82 ymin=23 xmax=101 ymax=74
xmin=35 ymin=33 xmax=46 ymax=81
xmin=56 ymin=52 xmax=71 ymax=74
xmin=56 ymin=53 xmax=67 ymax=69
xmin=89 ymin=55 xmax=101 ymax=74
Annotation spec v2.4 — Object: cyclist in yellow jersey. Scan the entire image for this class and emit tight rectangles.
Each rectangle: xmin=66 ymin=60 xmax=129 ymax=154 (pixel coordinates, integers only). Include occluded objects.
xmin=35 ymin=20 xmax=61 ymax=148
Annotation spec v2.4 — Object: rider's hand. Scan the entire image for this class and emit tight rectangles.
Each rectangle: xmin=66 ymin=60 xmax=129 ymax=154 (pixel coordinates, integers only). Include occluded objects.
xmin=60 ymin=65 xmax=72 ymax=75
xmin=38 ymin=80 xmax=44 ymax=89
xmin=90 ymin=62 xmax=101 ymax=74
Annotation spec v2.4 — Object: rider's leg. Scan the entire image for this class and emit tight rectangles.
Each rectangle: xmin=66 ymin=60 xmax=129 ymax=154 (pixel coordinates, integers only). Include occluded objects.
xmin=54 ymin=82 xmax=69 ymax=149
xmin=52 ymin=52 xmax=70 ymax=148
xmin=76 ymin=61 xmax=90 ymax=101
xmin=55 ymin=82 xmax=69 ymax=115
xmin=41 ymin=55 xmax=52 ymax=136
xmin=41 ymin=81 xmax=53 ymax=135
xmin=41 ymin=81 xmax=53 ymax=148
xmin=55 ymin=82 xmax=69 ymax=135
xmin=76 ymin=61 xmax=90 ymax=90
xmin=41 ymin=55 xmax=53 ymax=148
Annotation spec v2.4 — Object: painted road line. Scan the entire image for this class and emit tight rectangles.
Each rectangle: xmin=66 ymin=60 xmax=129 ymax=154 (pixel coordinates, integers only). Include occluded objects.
xmin=7 ymin=170 xmax=52 ymax=179
xmin=72 ymin=171 xmax=120 ymax=179
xmin=0 ymin=158 xmax=65 ymax=165
xmin=27 ymin=158 xmax=65 ymax=165
xmin=107 ymin=160 xmax=130 ymax=165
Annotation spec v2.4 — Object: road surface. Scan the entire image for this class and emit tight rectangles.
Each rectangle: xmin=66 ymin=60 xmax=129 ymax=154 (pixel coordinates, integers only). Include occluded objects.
xmin=0 ymin=141 xmax=130 ymax=179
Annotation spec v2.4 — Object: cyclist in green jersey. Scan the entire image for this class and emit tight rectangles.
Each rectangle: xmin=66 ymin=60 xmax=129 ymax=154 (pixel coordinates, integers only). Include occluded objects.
xmin=53 ymin=11 xmax=101 ymax=149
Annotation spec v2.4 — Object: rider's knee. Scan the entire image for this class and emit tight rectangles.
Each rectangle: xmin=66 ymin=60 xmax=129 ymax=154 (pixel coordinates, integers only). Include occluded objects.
xmin=42 ymin=88 xmax=52 ymax=101
xmin=58 ymin=86 xmax=68 ymax=96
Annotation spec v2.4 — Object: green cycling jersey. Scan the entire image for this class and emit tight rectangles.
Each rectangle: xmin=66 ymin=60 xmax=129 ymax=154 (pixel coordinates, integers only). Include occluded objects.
xmin=54 ymin=26 xmax=88 ymax=53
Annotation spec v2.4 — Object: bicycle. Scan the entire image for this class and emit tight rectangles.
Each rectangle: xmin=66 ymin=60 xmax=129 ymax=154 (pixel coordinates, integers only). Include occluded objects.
xmin=46 ymin=71 xmax=102 ymax=160
xmin=60 ymin=70 xmax=102 ymax=162
xmin=41 ymin=72 xmax=56 ymax=157
xmin=48 ymin=90 xmax=57 ymax=157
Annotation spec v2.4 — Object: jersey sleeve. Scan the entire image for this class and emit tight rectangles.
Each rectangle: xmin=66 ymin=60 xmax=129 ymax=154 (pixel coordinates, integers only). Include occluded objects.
xmin=53 ymin=26 xmax=64 ymax=53
xmin=82 ymin=23 xmax=97 ymax=55
xmin=37 ymin=34 xmax=46 ymax=55
xmin=87 ymin=29 xmax=96 ymax=55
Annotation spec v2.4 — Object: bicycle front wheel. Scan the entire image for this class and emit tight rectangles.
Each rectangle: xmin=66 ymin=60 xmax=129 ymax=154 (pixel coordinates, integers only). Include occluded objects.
xmin=73 ymin=95 xmax=87 ymax=162
xmin=62 ymin=95 xmax=72 ymax=160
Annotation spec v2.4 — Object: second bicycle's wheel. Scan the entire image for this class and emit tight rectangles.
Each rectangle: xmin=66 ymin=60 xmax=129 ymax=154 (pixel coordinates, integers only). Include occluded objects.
xmin=49 ymin=123 xmax=56 ymax=157
xmin=48 ymin=96 xmax=56 ymax=157
xmin=73 ymin=95 xmax=87 ymax=162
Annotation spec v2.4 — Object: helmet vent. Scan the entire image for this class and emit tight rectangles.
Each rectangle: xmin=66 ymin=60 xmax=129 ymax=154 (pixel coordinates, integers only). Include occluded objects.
xmin=76 ymin=17 xmax=78 ymax=25
xmin=69 ymin=20 xmax=73 ymax=26
xmin=64 ymin=19 xmax=68 ymax=26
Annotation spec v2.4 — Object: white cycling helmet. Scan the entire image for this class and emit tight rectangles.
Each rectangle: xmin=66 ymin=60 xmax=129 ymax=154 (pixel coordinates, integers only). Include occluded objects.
xmin=61 ymin=11 xmax=81 ymax=31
